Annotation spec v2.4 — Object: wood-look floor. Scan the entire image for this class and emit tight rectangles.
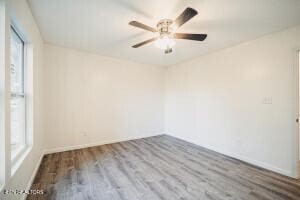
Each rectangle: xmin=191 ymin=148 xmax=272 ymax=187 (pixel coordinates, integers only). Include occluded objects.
xmin=28 ymin=135 xmax=300 ymax=200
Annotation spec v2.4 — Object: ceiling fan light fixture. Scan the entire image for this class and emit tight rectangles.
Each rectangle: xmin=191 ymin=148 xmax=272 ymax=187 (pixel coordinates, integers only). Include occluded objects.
xmin=129 ymin=7 xmax=207 ymax=53
xmin=154 ymin=35 xmax=175 ymax=50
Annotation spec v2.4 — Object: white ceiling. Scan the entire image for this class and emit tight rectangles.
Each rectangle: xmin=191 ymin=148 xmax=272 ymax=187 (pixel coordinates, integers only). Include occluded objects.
xmin=28 ymin=0 xmax=300 ymax=66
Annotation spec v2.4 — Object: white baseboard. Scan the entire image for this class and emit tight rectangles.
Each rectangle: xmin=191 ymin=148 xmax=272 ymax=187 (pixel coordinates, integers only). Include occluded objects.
xmin=21 ymin=152 xmax=44 ymax=200
xmin=167 ymin=134 xmax=295 ymax=178
xmin=44 ymin=134 xmax=161 ymax=155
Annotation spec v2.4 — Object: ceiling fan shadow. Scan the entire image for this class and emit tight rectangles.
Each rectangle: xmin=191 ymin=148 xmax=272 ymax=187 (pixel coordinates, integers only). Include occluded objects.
xmin=111 ymin=0 xmax=153 ymax=20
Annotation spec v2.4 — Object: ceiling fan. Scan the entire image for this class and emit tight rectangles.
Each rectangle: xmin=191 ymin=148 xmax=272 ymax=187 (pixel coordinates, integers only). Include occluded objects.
xmin=129 ymin=7 xmax=207 ymax=54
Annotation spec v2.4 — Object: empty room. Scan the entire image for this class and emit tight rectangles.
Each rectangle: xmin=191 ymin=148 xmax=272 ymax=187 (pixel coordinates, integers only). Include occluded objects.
xmin=1 ymin=0 xmax=300 ymax=199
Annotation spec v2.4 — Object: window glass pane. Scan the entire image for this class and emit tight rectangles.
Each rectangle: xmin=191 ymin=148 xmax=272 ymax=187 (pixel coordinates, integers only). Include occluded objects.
xmin=10 ymin=26 xmax=26 ymax=160
xmin=10 ymin=97 xmax=25 ymax=150
xmin=10 ymin=28 xmax=24 ymax=94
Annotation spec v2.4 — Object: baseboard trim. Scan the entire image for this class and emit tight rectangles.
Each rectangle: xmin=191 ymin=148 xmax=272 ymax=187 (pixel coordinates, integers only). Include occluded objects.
xmin=21 ymin=151 xmax=44 ymax=200
xmin=167 ymin=134 xmax=295 ymax=178
xmin=44 ymin=134 xmax=161 ymax=155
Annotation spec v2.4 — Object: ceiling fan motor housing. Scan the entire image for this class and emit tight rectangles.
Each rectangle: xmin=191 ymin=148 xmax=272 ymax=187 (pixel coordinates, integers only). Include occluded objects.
xmin=157 ymin=19 xmax=174 ymax=37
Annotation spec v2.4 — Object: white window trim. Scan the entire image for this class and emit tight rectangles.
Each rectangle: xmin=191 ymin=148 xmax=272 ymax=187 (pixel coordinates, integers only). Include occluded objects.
xmin=9 ymin=22 xmax=33 ymax=176
xmin=11 ymin=146 xmax=32 ymax=176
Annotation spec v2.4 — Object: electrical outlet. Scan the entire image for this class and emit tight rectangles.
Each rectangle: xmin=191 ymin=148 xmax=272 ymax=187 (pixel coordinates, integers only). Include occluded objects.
xmin=262 ymin=97 xmax=272 ymax=104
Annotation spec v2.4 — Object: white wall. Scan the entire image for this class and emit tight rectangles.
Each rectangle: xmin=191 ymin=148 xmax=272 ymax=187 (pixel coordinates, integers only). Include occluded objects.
xmin=165 ymin=26 xmax=300 ymax=178
xmin=0 ymin=0 xmax=45 ymax=199
xmin=43 ymin=44 xmax=165 ymax=152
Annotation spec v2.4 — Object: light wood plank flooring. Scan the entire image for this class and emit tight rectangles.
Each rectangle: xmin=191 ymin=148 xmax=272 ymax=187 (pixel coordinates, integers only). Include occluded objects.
xmin=28 ymin=135 xmax=300 ymax=200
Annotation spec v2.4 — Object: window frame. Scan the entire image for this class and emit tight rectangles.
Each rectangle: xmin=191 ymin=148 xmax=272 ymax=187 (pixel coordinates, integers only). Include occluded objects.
xmin=10 ymin=25 xmax=27 ymax=165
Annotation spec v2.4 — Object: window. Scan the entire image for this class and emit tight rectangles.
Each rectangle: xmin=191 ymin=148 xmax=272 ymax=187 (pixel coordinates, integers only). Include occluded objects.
xmin=10 ymin=26 xmax=26 ymax=161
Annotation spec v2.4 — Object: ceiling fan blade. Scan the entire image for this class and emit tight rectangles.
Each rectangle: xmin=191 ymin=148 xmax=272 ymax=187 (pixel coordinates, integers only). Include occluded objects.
xmin=174 ymin=7 xmax=198 ymax=28
xmin=174 ymin=33 xmax=207 ymax=41
xmin=132 ymin=37 xmax=157 ymax=48
xmin=129 ymin=21 xmax=157 ymax=32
